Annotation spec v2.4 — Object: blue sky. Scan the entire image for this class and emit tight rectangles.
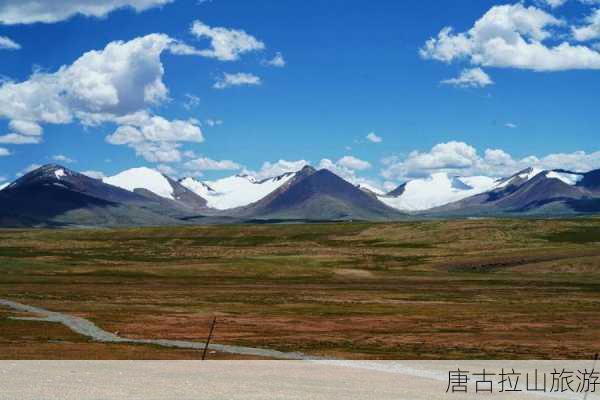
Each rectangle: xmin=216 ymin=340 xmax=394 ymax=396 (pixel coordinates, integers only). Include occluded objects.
xmin=0 ymin=0 xmax=599 ymax=190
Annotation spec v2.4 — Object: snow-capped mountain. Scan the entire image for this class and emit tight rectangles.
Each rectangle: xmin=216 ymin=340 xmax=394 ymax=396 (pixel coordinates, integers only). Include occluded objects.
xmin=235 ymin=166 xmax=403 ymax=221
xmin=1 ymin=163 xmax=599 ymax=227
xmin=103 ymin=167 xmax=208 ymax=211
xmin=104 ymin=167 xmax=177 ymax=200
xmin=356 ymin=184 xmax=385 ymax=197
xmin=379 ymin=172 xmax=498 ymax=212
xmin=180 ymin=171 xmax=296 ymax=210
xmin=492 ymin=167 xmax=544 ymax=189
xmin=0 ymin=164 xmax=183 ymax=227
xmin=0 ymin=182 xmax=8 ymax=191
xmin=429 ymin=167 xmax=597 ymax=215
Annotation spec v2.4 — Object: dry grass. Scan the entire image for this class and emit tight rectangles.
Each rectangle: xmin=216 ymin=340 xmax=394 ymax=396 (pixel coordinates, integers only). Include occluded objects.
xmin=0 ymin=219 xmax=599 ymax=359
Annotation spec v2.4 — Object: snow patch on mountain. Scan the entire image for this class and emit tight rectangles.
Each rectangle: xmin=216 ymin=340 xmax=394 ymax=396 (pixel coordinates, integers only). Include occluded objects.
xmin=104 ymin=167 xmax=175 ymax=200
xmin=379 ymin=173 xmax=497 ymax=211
xmin=0 ymin=182 xmax=8 ymax=191
xmin=181 ymin=173 xmax=295 ymax=210
xmin=357 ymin=183 xmax=385 ymax=196
xmin=495 ymin=167 xmax=544 ymax=189
xmin=546 ymin=171 xmax=584 ymax=186
xmin=54 ymin=169 xmax=66 ymax=180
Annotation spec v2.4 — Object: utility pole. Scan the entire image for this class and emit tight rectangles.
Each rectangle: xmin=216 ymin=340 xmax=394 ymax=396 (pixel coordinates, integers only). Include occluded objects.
xmin=202 ymin=317 xmax=217 ymax=361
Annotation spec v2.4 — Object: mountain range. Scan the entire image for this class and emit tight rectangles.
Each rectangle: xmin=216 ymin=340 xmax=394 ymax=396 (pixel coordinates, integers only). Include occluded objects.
xmin=0 ymin=164 xmax=599 ymax=227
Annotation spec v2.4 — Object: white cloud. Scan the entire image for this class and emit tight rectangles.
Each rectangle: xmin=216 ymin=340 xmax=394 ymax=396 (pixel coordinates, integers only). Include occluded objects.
xmin=0 ymin=133 xmax=41 ymax=144
xmin=0 ymin=35 xmax=19 ymax=50
xmin=442 ymin=67 xmax=494 ymax=88
xmin=106 ymin=112 xmax=203 ymax=144
xmin=318 ymin=158 xmax=381 ymax=190
xmin=0 ymin=34 xmax=175 ymax=126
xmin=213 ymin=72 xmax=262 ymax=89
xmin=130 ymin=141 xmax=182 ymax=163
xmin=52 ymin=154 xmax=75 ymax=163
xmin=0 ymin=34 xmax=209 ymax=162
xmin=105 ymin=113 xmax=203 ymax=163
xmin=184 ymin=157 xmax=241 ymax=171
xmin=16 ymin=163 xmax=40 ymax=176
xmin=183 ymin=93 xmax=200 ymax=110
xmin=539 ymin=0 xmax=568 ymax=8
xmin=264 ymin=52 xmax=286 ymax=67
xmin=82 ymin=170 xmax=106 ymax=179
xmin=155 ymin=164 xmax=176 ymax=176
xmin=421 ymin=3 xmax=600 ymax=71
xmin=572 ymin=9 xmax=600 ymax=41
xmin=0 ymin=0 xmax=173 ymax=24
xmin=366 ymin=132 xmax=382 ymax=143
xmin=9 ymin=120 xmax=42 ymax=136
xmin=190 ymin=20 xmax=265 ymax=61
xmin=337 ymin=155 xmax=371 ymax=171
xmin=0 ymin=147 xmax=9 ymax=156
xmin=245 ymin=159 xmax=309 ymax=180
xmin=505 ymin=122 xmax=518 ymax=129
xmin=381 ymin=141 xmax=600 ymax=180
xmin=205 ymin=118 xmax=223 ymax=127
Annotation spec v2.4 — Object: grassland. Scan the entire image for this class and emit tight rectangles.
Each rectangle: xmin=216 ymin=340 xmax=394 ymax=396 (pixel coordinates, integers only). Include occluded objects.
xmin=1 ymin=219 xmax=600 ymax=359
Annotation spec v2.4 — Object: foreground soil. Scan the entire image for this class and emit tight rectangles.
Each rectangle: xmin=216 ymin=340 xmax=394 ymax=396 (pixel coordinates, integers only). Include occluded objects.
xmin=1 ymin=219 xmax=599 ymax=359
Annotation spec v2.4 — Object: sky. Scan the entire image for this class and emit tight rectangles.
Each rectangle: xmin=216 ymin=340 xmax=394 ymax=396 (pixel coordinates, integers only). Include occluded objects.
xmin=0 ymin=0 xmax=599 ymax=191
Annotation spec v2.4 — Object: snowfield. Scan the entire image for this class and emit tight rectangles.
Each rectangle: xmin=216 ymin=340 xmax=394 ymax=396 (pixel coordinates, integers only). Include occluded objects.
xmin=546 ymin=171 xmax=584 ymax=185
xmin=104 ymin=167 xmax=175 ymax=200
xmin=378 ymin=173 xmax=498 ymax=212
xmin=181 ymin=173 xmax=295 ymax=210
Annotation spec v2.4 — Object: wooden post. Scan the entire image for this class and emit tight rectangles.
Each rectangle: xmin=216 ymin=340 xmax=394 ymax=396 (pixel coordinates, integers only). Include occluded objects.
xmin=202 ymin=317 xmax=217 ymax=361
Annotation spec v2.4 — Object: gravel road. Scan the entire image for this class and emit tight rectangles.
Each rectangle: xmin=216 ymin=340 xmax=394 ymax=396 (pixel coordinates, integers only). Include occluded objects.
xmin=0 ymin=298 xmax=322 ymax=360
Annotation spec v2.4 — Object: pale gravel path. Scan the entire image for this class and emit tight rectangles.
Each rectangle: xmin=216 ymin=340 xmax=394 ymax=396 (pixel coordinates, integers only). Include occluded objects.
xmin=0 ymin=298 xmax=323 ymax=360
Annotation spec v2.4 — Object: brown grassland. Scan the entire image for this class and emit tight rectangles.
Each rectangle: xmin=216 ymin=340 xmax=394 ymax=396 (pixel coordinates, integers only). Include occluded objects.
xmin=0 ymin=219 xmax=599 ymax=359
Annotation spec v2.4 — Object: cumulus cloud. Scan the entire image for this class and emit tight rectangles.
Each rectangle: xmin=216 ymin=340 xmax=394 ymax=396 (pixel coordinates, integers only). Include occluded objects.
xmin=82 ymin=170 xmax=106 ymax=179
xmin=184 ymin=157 xmax=241 ymax=171
xmin=539 ymin=0 xmax=568 ymax=8
xmin=0 ymin=34 xmax=174 ymax=126
xmin=572 ymin=9 xmax=600 ymax=41
xmin=16 ymin=163 xmax=40 ymax=176
xmin=213 ymin=72 xmax=262 ymax=89
xmin=442 ymin=67 xmax=494 ymax=88
xmin=9 ymin=120 xmax=42 ymax=136
xmin=0 ymin=133 xmax=41 ymax=144
xmin=105 ymin=112 xmax=203 ymax=163
xmin=421 ymin=3 xmax=600 ymax=71
xmin=0 ymin=147 xmax=9 ymax=156
xmin=381 ymin=141 xmax=600 ymax=181
xmin=318 ymin=158 xmax=381 ymax=190
xmin=155 ymin=164 xmax=176 ymax=176
xmin=0 ymin=0 xmax=173 ymax=24
xmin=0 ymin=34 xmax=209 ymax=162
xmin=337 ymin=155 xmax=371 ymax=171
xmin=244 ymin=159 xmax=309 ymax=180
xmin=190 ymin=20 xmax=265 ymax=61
xmin=52 ymin=154 xmax=75 ymax=163
xmin=366 ymin=132 xmax=382 ymax=143
xmin=263 ymin=52 xmax=286 ymax=67
xmin=0 ymin=35 xmax=19 ymax=50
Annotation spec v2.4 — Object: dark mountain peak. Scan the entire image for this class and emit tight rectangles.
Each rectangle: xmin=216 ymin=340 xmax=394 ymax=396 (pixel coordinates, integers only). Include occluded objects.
xmin=8 ymin=164 xmax=81 ymax=190
xmin=580 ymin=169 xmax=600 ymax=191
xmin=239 ymin=167 xmax=403 ymax=221
xmin=387 ymin=183 xmax=407 ymax=197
